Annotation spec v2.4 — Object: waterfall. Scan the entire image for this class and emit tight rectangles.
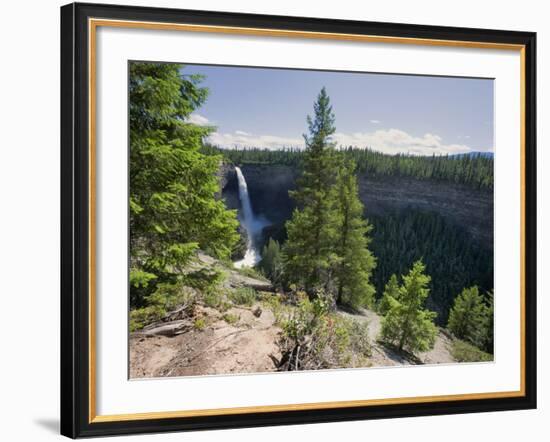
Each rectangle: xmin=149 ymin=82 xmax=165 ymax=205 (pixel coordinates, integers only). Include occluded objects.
xmin=234 ymin=167 xmax=261 ymax=268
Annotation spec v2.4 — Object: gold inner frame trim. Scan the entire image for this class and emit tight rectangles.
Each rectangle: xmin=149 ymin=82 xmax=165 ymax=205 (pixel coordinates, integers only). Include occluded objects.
xmin=88 ymin=18 xmax=527 ymax=424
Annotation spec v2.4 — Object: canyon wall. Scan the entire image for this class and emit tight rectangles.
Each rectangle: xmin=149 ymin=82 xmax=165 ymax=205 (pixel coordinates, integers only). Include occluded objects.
xmin=222 ymin=164 xmax=493 ymax=248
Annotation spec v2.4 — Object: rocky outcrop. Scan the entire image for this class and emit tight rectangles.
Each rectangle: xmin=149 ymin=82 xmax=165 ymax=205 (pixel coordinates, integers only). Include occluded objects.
xmin=222 ymin=164 xmax=493 ymax=247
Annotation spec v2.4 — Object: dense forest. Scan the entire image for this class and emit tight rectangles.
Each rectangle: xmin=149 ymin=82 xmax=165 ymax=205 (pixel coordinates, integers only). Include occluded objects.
xmin=369 ymin=210 xmax=493 ymax=324
xmin=130 ymin=63 xmax=494 ymax=377
xmin=202 ymin=145 xmax=494 ymax=190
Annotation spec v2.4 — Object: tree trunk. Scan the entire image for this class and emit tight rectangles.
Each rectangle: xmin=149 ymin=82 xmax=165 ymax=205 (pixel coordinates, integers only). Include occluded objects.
xmin=398 ymin=333 xmax=406 ymax=351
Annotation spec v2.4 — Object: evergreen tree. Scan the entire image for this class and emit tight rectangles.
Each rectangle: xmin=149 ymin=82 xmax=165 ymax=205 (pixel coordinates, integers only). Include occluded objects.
xmin=333 ymin=157 xmax=376 ymax=308
xmin=380 ymin=260 xmax=438 ymax=353
xmin=259 ymin=238 xmax=283 ymax=287
xmin=378 ymin=274 xmax=399 ymax=315
xmin=447 ymin=286 xmax=492 ymax=351
xmin=283 ymin=87 xmax=339 ymax=294
xmin=129 ymin=62 xmax=239 ymax=307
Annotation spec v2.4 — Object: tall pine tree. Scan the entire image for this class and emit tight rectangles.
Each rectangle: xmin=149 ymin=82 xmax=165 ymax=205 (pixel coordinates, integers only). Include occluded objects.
xmin=333 ymin=157 xmax=376 ymax=308
xmin=129 ymin=62 xmax=239 ymax=307
xmin=380 ymin=260 xmax=438 ymax=353
xmin=283 ymin=87 xmax=339 ymax=294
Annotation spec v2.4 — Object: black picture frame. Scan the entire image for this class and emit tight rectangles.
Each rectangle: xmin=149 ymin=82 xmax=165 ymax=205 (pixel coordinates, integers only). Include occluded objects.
xmin=61 ymin=2 xmax=537 ymax=438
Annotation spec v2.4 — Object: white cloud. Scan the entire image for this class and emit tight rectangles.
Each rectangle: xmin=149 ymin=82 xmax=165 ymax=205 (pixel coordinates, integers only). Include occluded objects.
xmin=207 ymin=131 xmax=303 ymax=150
xmin=370 ymin=119 xmax=381 ymax=124
xmin=187 ymin=113 xmax=211 ymax=126
xmin=333 ymin=129 xmax=474 ymax=155
xmin=208 ymin=127 xmax=482 ymax=155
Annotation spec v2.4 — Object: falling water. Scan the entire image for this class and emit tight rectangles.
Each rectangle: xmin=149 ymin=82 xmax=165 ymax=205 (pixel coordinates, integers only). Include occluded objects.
xmin=234 ymin=167 xmax=261 ymax=268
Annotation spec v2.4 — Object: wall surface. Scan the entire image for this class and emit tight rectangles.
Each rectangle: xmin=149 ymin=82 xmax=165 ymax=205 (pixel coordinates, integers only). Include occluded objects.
xmin=0 ymin=0 xmax=546 ymax=440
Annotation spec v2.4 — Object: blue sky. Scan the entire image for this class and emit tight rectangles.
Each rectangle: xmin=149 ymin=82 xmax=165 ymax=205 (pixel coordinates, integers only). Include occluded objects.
xmin=181 ymin=64 xmax=494 ymax=156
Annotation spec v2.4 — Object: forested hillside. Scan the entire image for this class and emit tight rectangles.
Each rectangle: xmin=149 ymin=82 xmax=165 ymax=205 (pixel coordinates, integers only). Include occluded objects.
xmin=203 ymin=145 xmax=494 ymax=190
xmin=370 ymin=210 xmax=493 ymax=324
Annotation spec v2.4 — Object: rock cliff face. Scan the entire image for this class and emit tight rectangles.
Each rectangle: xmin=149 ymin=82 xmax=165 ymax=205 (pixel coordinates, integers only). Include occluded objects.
xmin=222 ymin=164 xmax=493 ymax=248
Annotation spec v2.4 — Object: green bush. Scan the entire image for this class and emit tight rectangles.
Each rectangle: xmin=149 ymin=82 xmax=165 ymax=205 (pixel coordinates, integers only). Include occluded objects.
xmin=451 ymin=339 xmax=493 ymax=362
xmin=345 ymin=319 xmax=372 ymax=357
xmin=277 ymin=290 xmax=370 ymax=370
xmin=234 ymin=266 xmax=268 ymax=281
xmin=129 ymin=282 xmax=197 ymax=331
xmin=261 ymin=294 xmax=286 ymax=325
xmin=130 ymin=305 xmax=165 ymax=332
xmin=194 ymin=317 xmax=206 ymax=330
xmin=222 ymin=313 xmax=240 ymax=325
xmin=203 ymin=289 xmax=223 ymax=309
xmin=229 ymin=287 xmax=257 ymax=306
xmin=185 ymin=267 xmax=226 ymax=292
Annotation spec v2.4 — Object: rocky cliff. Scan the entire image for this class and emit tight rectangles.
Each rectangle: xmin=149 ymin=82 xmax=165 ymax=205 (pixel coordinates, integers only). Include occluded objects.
xmin=222 ymin=164 xmax=493 ymax=248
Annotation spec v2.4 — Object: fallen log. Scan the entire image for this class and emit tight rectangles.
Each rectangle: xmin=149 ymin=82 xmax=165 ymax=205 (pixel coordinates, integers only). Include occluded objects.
xmin=138 ymin=319 xmax=193 ymax=337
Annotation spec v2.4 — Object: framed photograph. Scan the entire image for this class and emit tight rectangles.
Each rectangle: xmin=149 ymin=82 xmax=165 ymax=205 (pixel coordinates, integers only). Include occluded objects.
xmin=60 ymin=2 xmax=536 ymax=438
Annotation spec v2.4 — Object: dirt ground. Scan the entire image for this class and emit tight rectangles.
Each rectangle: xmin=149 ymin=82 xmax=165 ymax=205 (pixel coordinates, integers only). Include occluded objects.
xmin=130 ymin=304 xmax=281 ymax=378
xmin=131 ymin=303 xmax=456 ymax=379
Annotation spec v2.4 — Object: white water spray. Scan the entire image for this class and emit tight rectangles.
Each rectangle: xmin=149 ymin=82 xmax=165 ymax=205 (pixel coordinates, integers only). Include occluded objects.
xmin=234 ymin=167 xmax=262 ymax=268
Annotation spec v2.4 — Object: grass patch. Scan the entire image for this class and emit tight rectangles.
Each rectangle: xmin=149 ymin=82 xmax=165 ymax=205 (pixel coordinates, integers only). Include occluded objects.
xmin=130 ymin=305 xmax=165 ymax=332
xmin=451 ymin=339 xmax=493 ymax=362
xmin=193 ymin=317 xmax=207 ymax=331
xmin=203 ymin=290 xmax=223 ymax=309
xmin=234 ymin=266 xmax=268 ymax=281
xmin=229 ymin=287 xmax=257 ymax=306
xmin=129 ymin=283 xmax=197 ymax=331
xmin=222 ymin=313 xmax=240 ymax=325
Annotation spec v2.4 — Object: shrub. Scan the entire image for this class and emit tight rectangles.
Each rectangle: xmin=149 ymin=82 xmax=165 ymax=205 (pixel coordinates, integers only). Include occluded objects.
xmin=203 ymin=289 xmax=223 ymax=309
xmin=277 ymin=290 xmax=369 ymax=370
xmin=346 ymin=319 xmax=372 ymax=357
xmin=129 ymin=282 xmax=197 ymax=331
xmin=234 ymin=266 xmax=268 ymax=281
xmin=130 ymin=305 xmax=165 ymax=332
xmin=222 ymin=313 xmax=240 ymax=325
xmin=229 ymin=287 xmax=257 ymax=306
xmin=261 ymin=294 xmax=286 ymax=325
xmin=194 ymin=317 xmax=206 ymax=330
xmin=185 ymin=267 xmax=226 ymax=292
xmin=451 ymin=339 xmax=493 ymax=362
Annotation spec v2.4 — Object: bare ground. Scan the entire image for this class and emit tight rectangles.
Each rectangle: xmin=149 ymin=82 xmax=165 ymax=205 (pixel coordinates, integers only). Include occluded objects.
xmin=131 ymin=303 xmax=455 ymax=378
xmin=130 ymin=304 xmax=281 ymax=378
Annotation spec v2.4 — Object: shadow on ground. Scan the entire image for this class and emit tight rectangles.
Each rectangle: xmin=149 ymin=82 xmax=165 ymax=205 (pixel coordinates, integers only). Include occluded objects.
xmin=34 ymin=418 xmax=58 ymax=434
